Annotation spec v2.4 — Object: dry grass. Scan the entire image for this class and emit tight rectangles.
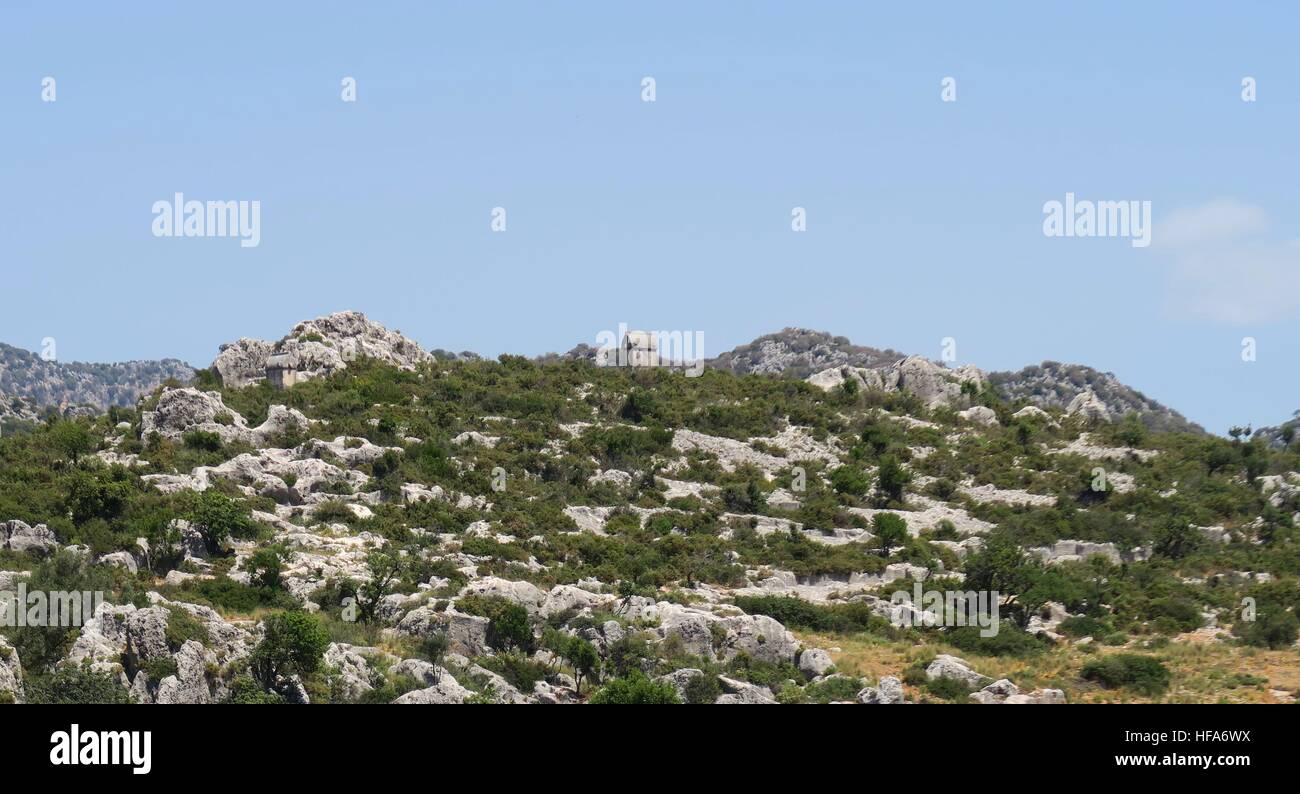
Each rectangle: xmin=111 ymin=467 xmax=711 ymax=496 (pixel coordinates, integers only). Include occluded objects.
xmin=795 ymin=629 xmax=1300 ymax=704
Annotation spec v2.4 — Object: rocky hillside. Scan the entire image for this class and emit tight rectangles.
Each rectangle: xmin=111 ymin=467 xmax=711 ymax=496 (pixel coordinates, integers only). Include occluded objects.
xmin=0 ymin=342 xmax=194 ymax=421
xmin=706 ymin=328 xmax=905 ymax=378
xmin=212 ymin=311 xmax=433 ymax=388
xmin=0 ymin=313 xmax=1295 ymax=706
xmin=707 ymin=330 xmax=1200 ymax=435
xmin=1253 ymin=412 xmax=1300 ymax=450
xmin=987 ymin=361 xmax=1202 ymax=434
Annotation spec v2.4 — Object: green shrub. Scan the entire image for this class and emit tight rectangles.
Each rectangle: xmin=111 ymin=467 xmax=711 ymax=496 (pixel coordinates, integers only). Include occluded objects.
xmin=1081 ymin=654 xmax=1171 ymax=696
xmin=683 ymin=673 xmax=721 ymax=704
xmin=249 ymin=611 xmax=331 ymax=690
xmin=924 ymin=675 xmax=973 ymax=701
xmin=26 ymin=663 xmax=134 ymax=704
xmin=589 ymin=670 xmax=681 ymax=704
xmin=457 ymin=595 xmax=532 ymax=652
xmin=946 ymin=626 xmax=1048 ymax=658
xmin=804 ymin=675 xmax=864 ymax=703
xmin=1234 ymin=609 xmax=1299 ymax=650
xmin=165 ymin=607 xmax=210 ymax=650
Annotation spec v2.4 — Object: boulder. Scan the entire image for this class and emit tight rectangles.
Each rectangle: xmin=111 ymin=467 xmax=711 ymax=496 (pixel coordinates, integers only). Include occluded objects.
xmin=715 ymin=675 xmax=777 ymax=704
xmin=325 ymin=643 xmax=377 ymax=701
xmin=1 ymin=520 xmax=59 ymax=555
xmin=458 ymin=577 xmax=546 ymax=615
xmin=96 ymin=551 xmax=139 ymax=575
xmin=1067 ymin=390 xmax=1110 ymax=421
xmin=959 ymin=406 xmax=999 ymax=427
xmin=925 ymin=654 xmax=991 ymax=688
xmin=154 ymin=640 xmax=211 ymax=704
xmin=857 ymin=675 xmax=905 ymax=704
xmin=797 ymin=648 xmax=835 ymax=679
xmin=718 ymin=613 xmax=798 ymax=665
xmin=655 ymin=668 xmax=705 ymax=701
xmin=391 ymin=665 xmax=472 ymax=704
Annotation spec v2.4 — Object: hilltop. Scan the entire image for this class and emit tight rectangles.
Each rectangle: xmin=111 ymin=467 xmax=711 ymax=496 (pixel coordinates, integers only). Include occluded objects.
xmin=0 ymin=312 xmax=1295 ymax=705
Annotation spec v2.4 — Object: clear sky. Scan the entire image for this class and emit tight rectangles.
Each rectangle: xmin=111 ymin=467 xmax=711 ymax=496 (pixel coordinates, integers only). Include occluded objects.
xmin=1 ymin=2 xmax=1296 ymax=434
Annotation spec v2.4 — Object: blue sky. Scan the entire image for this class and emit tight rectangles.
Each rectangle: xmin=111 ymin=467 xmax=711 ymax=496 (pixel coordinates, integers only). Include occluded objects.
xmin=1 ymin=2 xmax=1296 ymax=433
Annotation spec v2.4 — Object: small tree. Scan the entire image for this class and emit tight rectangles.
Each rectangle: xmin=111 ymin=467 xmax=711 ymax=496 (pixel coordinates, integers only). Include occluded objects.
xmin=50 ymin=419 xmax=94 ymax=465
xmin=1153 ymin=518 xmax=1201 ymax=560
xmin=830 ymin=466 xmax=870 ymax=498
xmin=563 ymin=636 xmax=600 ymax=694
xmin=871 ymin=512 xmax=909 ymax=557
xmin=187 ymin=490 xmax=254 ymax=552
xmin=963 ymin=533 xmax=1042 ymax=627
xmin=355 ymin=551 xmax=404 ymax=624
xmin=247 ymin=546 xmax=286 ymax=590
xmin=250 ymin=611 xmax=330 ymax=690
xmin=874 ymin=455 xmax=911 ymax=506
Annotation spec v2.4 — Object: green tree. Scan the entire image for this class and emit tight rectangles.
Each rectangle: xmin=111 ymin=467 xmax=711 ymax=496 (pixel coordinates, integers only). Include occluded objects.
xmin=49 ymin=420 xmax=94 ymax=464
xmin=1234 ymin=608 xmax=1299 ymax=650
xmin=874 ymin=455 xmax=911 ymax=505
xmin=963 ymin=533 xmax=1043 ymax=627
xmin=247 ymin=546 xmax=287 ymax=590
xmin=1153 ymin=518 xmax=1201 ymax=560
xmin=187 ymin=490 xmax=254 ymax=552
xmin=354 ymin=551 xmax=404 ymax=624
xmin=830 ymin=466 xmax=870 ymax=498
xmin=558 ymin=635 xmax=600 ymax=694
xmin=249 ymin=611 xmax=330 ymax=690
xmin=871 ymin=512 xmax=909 ymax=557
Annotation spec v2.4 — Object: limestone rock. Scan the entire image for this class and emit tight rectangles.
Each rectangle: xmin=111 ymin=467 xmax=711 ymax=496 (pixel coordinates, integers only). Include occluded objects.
xmin=655 ymin=668 xmax=705 ymax=701
xmin=0 ymin=636 xmax=23 ymax=703
xmin=797 ymin=648 xmax=835 ymax=679
xmin=391 ymin=665 xmax=472 ymax=704
xmin=213 ymin=311 xmax=433 ymax=388
xmin=716 ymin=675 xmax=777 ymax=704
xmin=857 ymin=675 xmax=905 ymax=704
xmin=925 ymin=654 xmax=990 ymax=688
xmin=1066 ymin=390 xmax=1111 ymax=421
xmin=959 ymin=406 xmax=999 ymax=427
xmin=325 ymin=643 xmax=378 ymax=701
xmin=1 ymin=520 xmax=59 ymax=555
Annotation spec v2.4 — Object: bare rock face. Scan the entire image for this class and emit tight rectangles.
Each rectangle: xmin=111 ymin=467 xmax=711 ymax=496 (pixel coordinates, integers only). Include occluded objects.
xmin=325 ymin=643 xmax=380 ymax=701
xmin=213 ymin=338 xmax=275 ymax=389
xmin=807 ymin=356 xmax=984 ymax=409
xmin=390 ymin=662 xmax=473 ymax=704
xmin=139 ymin=387 xmax=311 ymax=447
xmin=989 ymin=361 xmax=1200 ymax=433
xmin=1 ymin=519 xmax=59 ymax=555
xmin=706 ymin=328 xmax=903 ymax=378
xmin=0 ymin=636 xmax=23 ymax=703
xmin=212 ymin=311 xmax=432 ymax=388
xmin=140 ymin=388 xmax=241 ymax=441
xmin=1067 ymin=390 xmax=1111 ymax=422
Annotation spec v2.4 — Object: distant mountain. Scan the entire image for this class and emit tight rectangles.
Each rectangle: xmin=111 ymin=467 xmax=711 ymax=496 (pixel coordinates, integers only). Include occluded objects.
xmin=0 ymin=342 xmax=194 ymax=421
xmin=987 ymin=361 xmax=1202 ymax=434
xmin=705 ymin=328 xmax=905 ymax=378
